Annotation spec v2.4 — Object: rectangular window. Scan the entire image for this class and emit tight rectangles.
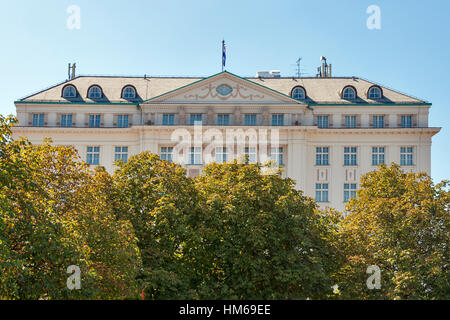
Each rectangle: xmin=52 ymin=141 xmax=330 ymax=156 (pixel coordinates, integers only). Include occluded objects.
xmin=162 ymin=114 xmax=175 ymax=125
xmin=315 ymin=184 xmax=329 ymax=203
xmin=372 ymin=147 xmax=385 ymax=166
xmin=215 ymin=147 xmax=228 ymax=163
xmin=244 ymin=147 xmax=257 ymax=164
xmin=86 ymin=146 xmax=100 ymax=165
xmin=61 ymin=114 xmax=72 ymax=127
xmin=270 ymin=147 xmax=284 ymax=166
xmin=316 ymin=147 xmax=329 ymax=166
xmin=190 ymin=114 xmax=202 ymax=125
xmin=117 ymin=115 xmax=129 ymax=128
xmin=373 ymin=115 xmax=385 ymax=128
xmin=344 ymin=184 xmax=357 ymax=202
xmin=317 ymin=115 xmax=329 ymax=128
xmin=345 ymin=115 xmax=357 ymax=128
xmin=244 ymin=114 xmax=257 ymax=126
xmin=160 ymin=147 xmax=173 ymax=162
xmin=89 ymin=114 xmax=101 ymax=128
xmin=32 ymin=113 xmax=45 ymax=127
xmin=114 ymin=146 xmax=128 ymax=163
xmin=400 ymin=147 xmax=414 ymax=166
xmin=217 ymin=114 xmax=230 ymax=125
xmin=344 ymin=147 xmax=357 ymax=166
xmin=271 ymin=114 xmax=284 ymax=126
xmin=189 ymin=147 xmax=202 ymax=165
xmin=401 ymin=115 xmax=413 ymax=128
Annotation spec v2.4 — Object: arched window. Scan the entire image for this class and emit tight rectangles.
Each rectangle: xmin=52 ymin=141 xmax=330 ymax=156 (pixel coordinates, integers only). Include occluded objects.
xmin=62 ymin=85 xmax=77 ymax=98
xmin=342 ymin=86 xmax=356 ymax=100
xmin=88 ymin=85 xmax=103 ymax=99
xmin=368 ymin=86 xmax=382 ymax=99
xmin=291 ymin=86 xmax=306 ymax=100
xmin=122 ymin=86 xmax=136 ymax=99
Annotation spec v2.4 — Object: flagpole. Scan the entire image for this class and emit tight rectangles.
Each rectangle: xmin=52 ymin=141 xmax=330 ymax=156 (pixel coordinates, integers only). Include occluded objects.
xmin=222 ymin=40 xmax=225 ymax=72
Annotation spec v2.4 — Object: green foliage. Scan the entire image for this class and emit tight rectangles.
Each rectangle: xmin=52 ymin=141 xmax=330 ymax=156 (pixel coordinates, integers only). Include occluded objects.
xmin=335 ymin=164 xmax=449 ymax=300
xmin=0 ymin=115 xmax=141 ymax=299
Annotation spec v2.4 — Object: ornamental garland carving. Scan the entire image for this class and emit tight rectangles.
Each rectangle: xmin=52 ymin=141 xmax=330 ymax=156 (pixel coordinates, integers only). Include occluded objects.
xmin=184 ymin=83 xmax=265 ymax=101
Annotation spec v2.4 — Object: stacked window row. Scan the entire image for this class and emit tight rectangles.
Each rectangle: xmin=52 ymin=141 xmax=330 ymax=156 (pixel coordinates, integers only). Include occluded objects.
xmin=315 ymin=183 xmax=358 ymax=203
xmin=315 ymin=146 xmax=414 ymax=166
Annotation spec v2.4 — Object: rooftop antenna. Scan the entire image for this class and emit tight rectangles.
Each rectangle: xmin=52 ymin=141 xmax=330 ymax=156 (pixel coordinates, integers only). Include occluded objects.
xmin=317 ymin=56 xmax=332 ymax=78
xmin=295 ymin=57 xmax=303 ymax=78
xmin=68 ymin=63 xmax=76 ymax=80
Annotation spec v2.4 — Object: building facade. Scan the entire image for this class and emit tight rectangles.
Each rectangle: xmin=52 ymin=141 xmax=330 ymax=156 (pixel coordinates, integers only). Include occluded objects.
xmin=12 ymin=71 xmax=440 ymax=211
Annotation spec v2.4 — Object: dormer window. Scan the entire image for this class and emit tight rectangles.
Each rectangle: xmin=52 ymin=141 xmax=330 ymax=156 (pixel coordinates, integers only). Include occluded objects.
xmin=291 ymin=86 xmax=306 ymax=100
xmin=62 ymin=85 xmax=77 ymax=98
xmin=88 ymin=85 xmax=103 ymax=99
xmin=122 ymin=86 xmax=136 ymax=99
xmin=342 ymin=86 xmax=356 ymax=100
xmin=368 ymin=86 xmax=382 ymax=99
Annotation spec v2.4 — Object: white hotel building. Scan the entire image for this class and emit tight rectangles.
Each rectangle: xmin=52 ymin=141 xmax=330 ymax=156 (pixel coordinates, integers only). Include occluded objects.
xmin=12 ymin=71 xmax=440 ymax=211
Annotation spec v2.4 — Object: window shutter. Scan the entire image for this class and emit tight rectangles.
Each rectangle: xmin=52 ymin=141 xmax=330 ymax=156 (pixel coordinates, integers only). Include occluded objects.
xmin=369 ymin=115 xmax=374 ymax=128
xmin=397 ymin=115 xmax=402 ymax=127
xmin=313 ymin=115 xmax=317 ymax=126
xmin=357 ymin=115 xmax=361 ymax=128
xmin=44 ymin=113 xmax=48 ymax=126
xmin=328 ymin=115 xmax=333 ymax=127
xmin=113 ymin=114 xmax=117 ymax=127
xmin=341 ymin=115 xmax=345 ymax=127
xmin=56 ymin=113 xmax=61 ymax=126
xmin=413 ymin=115 xmax=417 ymax=127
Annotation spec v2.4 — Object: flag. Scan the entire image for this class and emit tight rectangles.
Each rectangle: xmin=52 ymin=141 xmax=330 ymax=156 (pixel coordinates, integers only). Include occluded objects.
xmin=222 ymin=40 xmax=226 ymax=70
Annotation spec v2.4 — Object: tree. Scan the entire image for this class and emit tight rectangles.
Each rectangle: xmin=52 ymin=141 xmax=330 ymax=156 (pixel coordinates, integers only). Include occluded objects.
xmin=335 ymin=164 xmax=449 ymax=300
xmin=0 ymin=115 xmax=141 ymax=299
xmin=113 ymin=152 xmax=200 ymax=299
xmin=191 ymin=161 xmax=340 ymax=299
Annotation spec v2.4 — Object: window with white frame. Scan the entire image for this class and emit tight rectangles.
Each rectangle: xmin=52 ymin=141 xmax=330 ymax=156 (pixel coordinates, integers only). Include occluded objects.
xmin=315 ymin=184 xmax=329 ymax=203
xmin=344 ymin=147 xmax=357 ymax=166
xmin=270 ymin=147 xmax=284 ymax=166
xmin=316 ymin=147 xmax=329 ymax=166
xmin=215 ymin=147 xmax=228 ymax=163
xmin=401 ymin=115 xmax=413 ymax=128
xmin=61 ymin=114 xmax=72 ymax=127
xmin=122 ymin=86 xmax=136 ymax=99
xmin=117 ymin=115 xmax=129 ymax=128
xmin=342 ymin=86 xmax=356 ymax=99
xmin=400 ymin=147 xmax=414 ymax=166
xmin=345 ymin=115 xmax=357 ymax=128
xmin=114 ymin=146 xmax=128 ymax=163
xmin=32 ymin=113 xmax=45 ymax=127
xmin=217 ymin=114 xmax=230 ymax=125
xmin=372 ymin=147 xmax=385 ymax=166
xmin=244 ymin=114 xmax=257 ymax=126
xmin=89 ymin=114 xmax=101 ymax=127
xmin=244 ymin=147 xmax=257 ymax=163
xmin=88 ymin=86 xmax=102 ymax=99
xmin=317 ymin=115 xmax=329 ymax=128
xmin=344 ymin=184 xmax=357 ymax=202
xmin=291 ymin=86 xmax=306 ymax=100
xmin=86 ymin=146 xmax=100 ymax=165
xmin=62 ymin=85 xmax=77 ymax=98
xmin=189 ymin=147 xmax=202 ymax=165
xmin=190 ymin=114 xmax=202 ymax=125
xmin=271 ymin=114 xmax=284 ymax=126
xmin=163 ymin=114 xmax=175 ymax=125
xmin=160 ymin=147 xmax=173 ymax=162
xmin=373 ymin=115 xmax=385 ymax=128
xmin=368 ymin=86 xmax=382 ymax=99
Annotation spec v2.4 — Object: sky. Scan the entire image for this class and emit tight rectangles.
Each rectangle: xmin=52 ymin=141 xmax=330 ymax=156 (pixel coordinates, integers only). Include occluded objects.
xmin=0 ymin=0 xmax=448 ymax=182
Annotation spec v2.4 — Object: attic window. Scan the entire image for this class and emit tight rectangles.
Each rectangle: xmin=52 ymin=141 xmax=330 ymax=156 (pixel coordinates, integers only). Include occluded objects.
xmin=62 ymin=85 xmax=77 ymax=98
xmin=291 ymin=86 xmax=306 ymax=100
xmin=342 ymin=86 xmax=356 ymax=100
xmin=88 ymin=85 xmax=103 ymax=99
xmin=368 ymin=86 xmax=382 ymax=99
xmin=122 ymin=86 xmax=136 ymax=99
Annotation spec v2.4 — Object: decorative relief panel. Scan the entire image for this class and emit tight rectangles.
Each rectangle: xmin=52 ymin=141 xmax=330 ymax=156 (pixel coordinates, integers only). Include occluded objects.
xmin=345 ymin=168 xmax=357 ymax=182
xmin=184 ymin=83 xmax=265 ymax=101
xmin=317 ymin=168 xmax=329 ymax=182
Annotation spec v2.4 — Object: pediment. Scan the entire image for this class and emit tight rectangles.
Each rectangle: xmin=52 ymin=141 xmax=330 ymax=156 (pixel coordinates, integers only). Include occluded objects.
xmin=142 ymin=71 xmax=305 ymax=105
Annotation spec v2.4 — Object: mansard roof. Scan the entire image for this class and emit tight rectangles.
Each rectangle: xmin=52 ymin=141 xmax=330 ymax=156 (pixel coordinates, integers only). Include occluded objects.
xmin=17 ymin=71 xmax=429 ymax=105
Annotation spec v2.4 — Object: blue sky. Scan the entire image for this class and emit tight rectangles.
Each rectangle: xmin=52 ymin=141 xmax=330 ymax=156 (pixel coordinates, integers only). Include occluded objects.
xmin=0 ymin=0 xmax=448 ymax=182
